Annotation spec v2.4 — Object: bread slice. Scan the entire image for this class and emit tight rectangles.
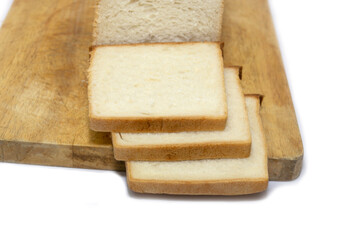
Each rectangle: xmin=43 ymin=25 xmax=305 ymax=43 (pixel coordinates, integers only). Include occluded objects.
xmin=126 ymin=96 xmax=268 ymax=195
xmin=93 ymin=0 xmax=224 ymax=46
xmin=88 ymin=42 xmax=227 ymax=133
xmin=113 ymin=68 xmax=251 ymax=161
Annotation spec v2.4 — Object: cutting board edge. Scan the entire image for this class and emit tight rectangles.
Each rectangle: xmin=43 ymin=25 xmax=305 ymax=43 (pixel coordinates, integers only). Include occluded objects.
xmin=0 ymin=139 xmax=125 ymax=171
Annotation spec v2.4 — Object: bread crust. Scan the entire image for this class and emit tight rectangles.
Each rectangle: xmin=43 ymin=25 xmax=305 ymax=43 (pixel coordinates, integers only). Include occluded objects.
xmin=89 ymin=115 xmax=227 ymax=133
xmin=92 ymin=0 xmax=100 ymax=46
xmin=128 ymin=178 xmax=268 ymax=196
xmin=125 ymin=96 xmax=269 ymax=195
xmin=88 ymin=42 xmax=227 ymax=133
xmin=113 ymin=136 xmax=251 ymax=161
xmin=217 ymin=0 xmax=225 ymax=41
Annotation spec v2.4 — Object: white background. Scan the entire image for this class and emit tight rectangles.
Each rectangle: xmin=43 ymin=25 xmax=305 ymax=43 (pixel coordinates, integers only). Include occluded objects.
xmin=0 ymin=0 xmax=338 ymax=239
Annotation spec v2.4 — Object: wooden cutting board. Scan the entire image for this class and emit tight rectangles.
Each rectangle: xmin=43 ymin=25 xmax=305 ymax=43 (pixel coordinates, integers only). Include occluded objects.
xmin=0 ymin=0 xmax=303 ymax=180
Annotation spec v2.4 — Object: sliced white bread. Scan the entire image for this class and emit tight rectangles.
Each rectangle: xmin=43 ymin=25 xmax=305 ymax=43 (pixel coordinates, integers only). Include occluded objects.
xmin=93 ymin=0 xmax=224 ymax=46
xmin=113 ymin=68 xmax=251 ymax=161
xmin=88 ymin=42 xmax=227 ymax=133
xmin=126 ymin=96 xmax=268 ymax=195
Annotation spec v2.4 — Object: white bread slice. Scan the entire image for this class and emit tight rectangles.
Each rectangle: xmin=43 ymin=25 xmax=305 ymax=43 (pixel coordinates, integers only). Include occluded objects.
xmin=113 ymin=68 xmax=251 ymax=161
xmin=93 ymin=0 xmax=224 ymax=46
xmin=126 ymin=96 xmax=268 ymax=195
xmin=88 ymin=42 xmax=227 ymax=133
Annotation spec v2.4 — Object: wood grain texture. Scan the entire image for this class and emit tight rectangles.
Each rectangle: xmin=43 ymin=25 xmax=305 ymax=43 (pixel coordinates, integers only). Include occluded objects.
xmin=222 ymin=0 xmax=303 ymax=180
xmin=0 ymin=0 xmax=302 ymax=180
xmin=0 ymin=0 xmax=124 ymax=171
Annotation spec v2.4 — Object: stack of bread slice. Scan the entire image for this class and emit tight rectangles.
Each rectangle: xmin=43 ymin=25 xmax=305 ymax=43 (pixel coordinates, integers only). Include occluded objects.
xmin=88 ymin=0 xmax=269 ymax=196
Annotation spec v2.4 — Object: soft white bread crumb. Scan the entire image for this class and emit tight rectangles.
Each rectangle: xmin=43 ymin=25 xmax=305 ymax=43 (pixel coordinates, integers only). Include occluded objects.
xmin=113 ymin=68 xmax=251 ymax=161
xmin=126 ymin=96 xmax=268 ymax=195
xmin=93 ymin=0 xmax=224 ymax=45
xmin=88 ymin=42 xmax=227 ymax=132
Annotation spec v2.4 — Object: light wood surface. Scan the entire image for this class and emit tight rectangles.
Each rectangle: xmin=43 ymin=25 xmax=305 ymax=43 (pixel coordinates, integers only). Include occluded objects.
xmin=0 ymin=0 xmax=302 ymax=180
xmin=0 ymin=0 xmax=124 ymax=171
xmin=222 ymin=0 xmax=303 ymax=180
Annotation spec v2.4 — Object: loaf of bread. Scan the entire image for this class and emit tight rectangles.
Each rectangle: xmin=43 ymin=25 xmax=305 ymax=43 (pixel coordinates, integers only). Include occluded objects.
xmin=93 ymin=0 xmax=224 ymax=45
xmin=126 ymin=96 xmax=268 ymax=195
xmin=88 ymin=42 xmax=227 ymax=133
xmin=112 ymin=68 xmax=251 ymax=161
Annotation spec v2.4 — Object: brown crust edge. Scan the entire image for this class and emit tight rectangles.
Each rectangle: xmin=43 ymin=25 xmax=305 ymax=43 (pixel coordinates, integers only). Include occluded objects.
xmin=88 ymin=42 xmax=227 ymax=133
xmin=217 ymin=0 xmax=225 ymax=41
xmin=90 ymin=115 xmax=227 ymax=133
xmin=91 ymin=0 xmax=100 ymax=46
xmin=113 ymin=137 xmax=251 ymax=161
xmin=250 ymin=95 xmax=269 ymax=182
xmin=125 ymin=96 xmax=269 ymax=195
